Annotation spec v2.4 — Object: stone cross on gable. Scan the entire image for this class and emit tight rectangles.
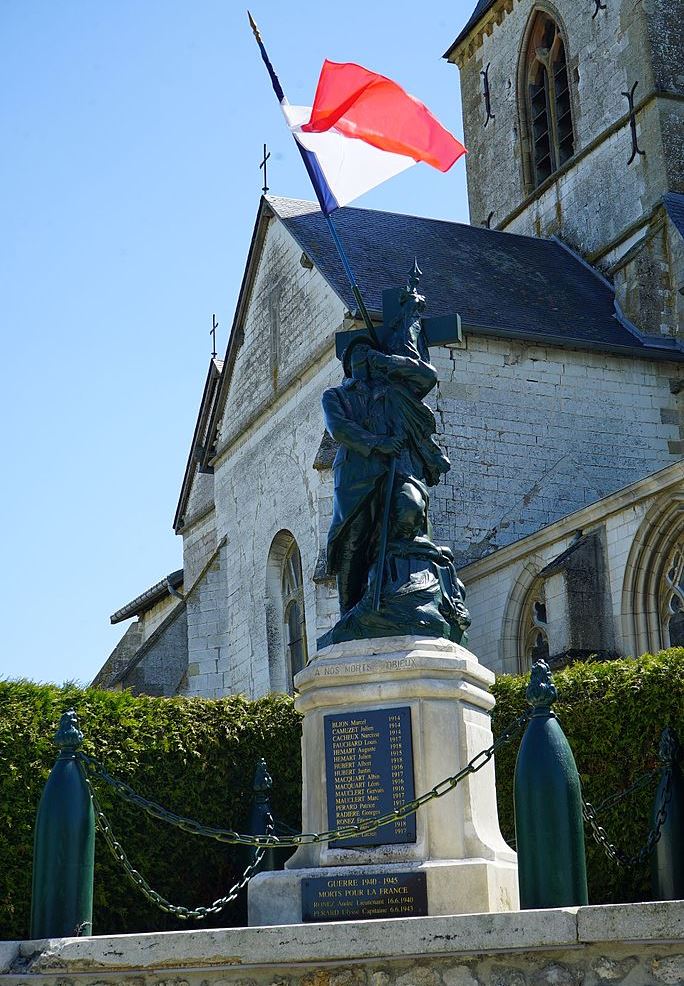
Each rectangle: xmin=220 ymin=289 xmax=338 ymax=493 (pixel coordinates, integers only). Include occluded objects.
xmin=334 ymin=286 xmax=462 ymax=362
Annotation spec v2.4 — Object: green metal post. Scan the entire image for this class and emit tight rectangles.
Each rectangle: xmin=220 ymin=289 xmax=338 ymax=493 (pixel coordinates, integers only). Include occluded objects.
xmin=652 ymin=727 xmax=684 ymax=900
xmin=514 ymin=660 xmax=588 ymax=909
xmin=249 ymin=758 xmax=276 ymax=871
xmin=30 ymin=710 xmax=95 ymax=939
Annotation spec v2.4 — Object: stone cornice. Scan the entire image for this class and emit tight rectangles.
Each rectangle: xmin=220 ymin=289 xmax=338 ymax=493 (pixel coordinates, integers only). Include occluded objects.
xmin=446 ymin=0 xmax=516 ymax=69
xmin=2 ymin=901 xmax=683 ymax=973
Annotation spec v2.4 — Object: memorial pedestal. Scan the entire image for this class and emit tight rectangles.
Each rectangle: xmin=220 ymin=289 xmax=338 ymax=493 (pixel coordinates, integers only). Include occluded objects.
xmin=248 ymin=636 xmax=518 ymax=925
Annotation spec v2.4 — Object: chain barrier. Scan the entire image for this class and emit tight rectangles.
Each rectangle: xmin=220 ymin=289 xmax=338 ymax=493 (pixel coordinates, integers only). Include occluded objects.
xmin=78 ymin=710 xmax=530 ymax=852
xmin=78 ymin=705 xmax=672 ymax=916
xmin=83 ymin=770 xmax=272 ymax=920
xmin=588 ymin=767 xmax=659 ymax=818
xmin=582 ymin=768 xmax=672 ymax=868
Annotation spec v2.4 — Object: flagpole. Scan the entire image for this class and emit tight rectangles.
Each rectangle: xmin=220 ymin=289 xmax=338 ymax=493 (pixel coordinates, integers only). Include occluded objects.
xmin=248 ymin=12 xmax=378 ymax=343
xmin=323 ymin=214 xmax=377 ymax=338
xmin=249 ymin=11 xmax=391 ymax=609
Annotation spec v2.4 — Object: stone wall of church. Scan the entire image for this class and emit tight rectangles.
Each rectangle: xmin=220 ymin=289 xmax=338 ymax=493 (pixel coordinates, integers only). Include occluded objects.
xmin=429 ymin=334 xmax=682 ymax=569
xmin=647 ymin=0 xmax=684 ymax=104
xmin=218 ymin=219 xmax=345 ymax=453
xmin=119 ymin=604 xmax=188 ymax=697
xmin=181 ymin=218 xmax=347 ymax=700
xmin=181 ymin=308 xmax=680 ymax=697
xmin=182 ymin=543 xmax=229 ymax=697
xmin=182 ymin=506 xmax=217 ymax=589
xmin=182 ymin=359 xmax=340 ymax=699
xmin=609 ymin=209 xmax=684 ymax=341
xmin=137 ymin=592 xmax=181 ymax=642
xmin=501 ymin=98 xmax=668 ymax=259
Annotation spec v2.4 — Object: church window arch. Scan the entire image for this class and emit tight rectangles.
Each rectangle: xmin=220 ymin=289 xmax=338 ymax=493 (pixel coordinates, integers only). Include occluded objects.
xmin=282 ymin=541 xmax=308 ymax=682
xmin=500 ymin=556 xmax=549 ymax=674
xmin=519 ymin=580 xmax=550 ymax=669
xmin=265 ymin=531 xmax=308 ymax=694
xmin=660 ymin=538 xmax=684 ymax=648
xmin=519 ymin=9 xmax=575 ymax=189
xmin=622 ymin=495 xmax=684 ymax=656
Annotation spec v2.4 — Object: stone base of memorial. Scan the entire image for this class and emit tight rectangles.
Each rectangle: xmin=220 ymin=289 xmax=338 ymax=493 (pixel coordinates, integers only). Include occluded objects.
xmin=248 ymin=636 xmax=518 ymax=926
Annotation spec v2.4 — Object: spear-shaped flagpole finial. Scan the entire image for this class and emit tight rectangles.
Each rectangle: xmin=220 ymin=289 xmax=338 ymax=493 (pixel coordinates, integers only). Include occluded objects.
xmin=247 ymin=10 xmax=262 ymax=42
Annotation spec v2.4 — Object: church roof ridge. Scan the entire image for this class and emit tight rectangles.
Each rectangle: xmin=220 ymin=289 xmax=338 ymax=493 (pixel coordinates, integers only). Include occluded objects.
xmin=268 ymin=196 xmax=683 ymax=360
xmin=110 ymin=569 xmax=184 ymax=624
xmin=267 ymin=193 xmax=491 ymax=239
xmin=267 ymin=193 xmax=591 ymax=254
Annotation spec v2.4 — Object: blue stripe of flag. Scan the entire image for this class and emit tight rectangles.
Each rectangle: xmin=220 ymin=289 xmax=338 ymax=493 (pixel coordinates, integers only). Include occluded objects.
xmin=253 ymin=29 xmax=338 ymax=214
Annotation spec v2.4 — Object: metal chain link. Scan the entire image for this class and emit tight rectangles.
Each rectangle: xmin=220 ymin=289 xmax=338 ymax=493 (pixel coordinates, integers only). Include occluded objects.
xmin=589 ymin=767 xmax=659 ymax=818
xmin=582 ymin=768 xmax=672 ymax=868
xmin=78 ymin=710 xmax=529 ymax=850
xmin=84 ymin=770 xmax=271 ymax=920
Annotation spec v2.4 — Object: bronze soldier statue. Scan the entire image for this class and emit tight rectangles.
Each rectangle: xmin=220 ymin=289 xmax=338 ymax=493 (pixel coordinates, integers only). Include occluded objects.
xmin=322 ymin=336 xmax=402 ymax=615
xmin=319 ymin=265 xmax=470 ymax=649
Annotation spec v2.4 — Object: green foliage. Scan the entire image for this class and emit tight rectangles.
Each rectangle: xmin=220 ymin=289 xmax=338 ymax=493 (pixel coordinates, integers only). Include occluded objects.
xmin=0 ymin=681 xmax=301 ymax=940
xmin=491 ymin=649 xmax=684 ymax=905
xmin=2 ymin=651 xmax=683 ymax=940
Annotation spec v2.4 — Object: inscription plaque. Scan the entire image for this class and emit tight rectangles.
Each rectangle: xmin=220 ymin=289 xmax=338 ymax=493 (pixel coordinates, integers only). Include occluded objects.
xmin=324 ymin=706 xmax=415 ymax=847
xmin=302 ymin=871 xmax=427 ymax=923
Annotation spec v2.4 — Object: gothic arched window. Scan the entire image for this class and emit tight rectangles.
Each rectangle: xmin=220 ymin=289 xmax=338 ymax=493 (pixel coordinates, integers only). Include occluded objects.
xmin=523 ymin=12 xmax=574 ymax=188
xmin=660 ymin=539 xmax=684 ymax=648
xmin=519 ymin=582 xmax=550 ymax=669
xmin=265 ymin=531 xmax=309 ymax=694
xmin=621 ymin=495 xmax=684 ymax=656
xmin=282 ymin=541 xmax=308 ymax=683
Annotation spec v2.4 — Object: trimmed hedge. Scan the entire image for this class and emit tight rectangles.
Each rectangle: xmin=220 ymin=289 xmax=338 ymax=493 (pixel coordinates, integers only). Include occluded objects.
xmin=0 ymin=681 xmax=302 ymax=941
xmin=491 ymin=648 xmax=684 ymax=906
xmin=1 ymin=650 xmax=682 ymax=940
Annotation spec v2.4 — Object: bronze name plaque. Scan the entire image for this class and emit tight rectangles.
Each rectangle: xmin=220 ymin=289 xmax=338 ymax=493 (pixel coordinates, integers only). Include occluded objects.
xmin=301 ymin=871 xmax=428 ymax=923
xmin=324 ymin=706 xmax=416 ymax=847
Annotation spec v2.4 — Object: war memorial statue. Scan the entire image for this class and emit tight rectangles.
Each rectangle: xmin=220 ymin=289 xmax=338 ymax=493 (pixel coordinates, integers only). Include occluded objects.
xmin=318 ymin=264 xmax=471 ymax=649
xmin=249 ymin=266 xmax=518 ymax=927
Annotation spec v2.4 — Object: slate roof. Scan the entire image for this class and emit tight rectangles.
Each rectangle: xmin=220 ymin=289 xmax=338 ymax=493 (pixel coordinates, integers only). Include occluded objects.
xmin=664 ymin=192 xmax=684 ymax=240
xmin=444 ymin=0 xmax=498 ymax=58
xmin=270 ymin=196 xmax=683 ymax=360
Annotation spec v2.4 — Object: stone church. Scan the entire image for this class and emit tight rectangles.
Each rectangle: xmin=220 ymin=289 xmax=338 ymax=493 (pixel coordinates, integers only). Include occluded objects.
xmin=94 ymin=0 xmax=684 ymax=699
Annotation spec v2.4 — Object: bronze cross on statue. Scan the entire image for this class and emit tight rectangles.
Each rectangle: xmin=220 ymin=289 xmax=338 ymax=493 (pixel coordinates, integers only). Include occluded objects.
xmin=210 ymin=314 xmax=218 ymax=358
xmin=260 ymin=143 xmax=271 ymax=194
xmin=334 ymin=291 xmax=462 ymax=362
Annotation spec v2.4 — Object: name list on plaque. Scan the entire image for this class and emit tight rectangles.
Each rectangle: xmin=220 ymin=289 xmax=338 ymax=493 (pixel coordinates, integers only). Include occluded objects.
xmin=302 ymin=871 xmax=427 ymax=923
xmin=324 ymin=706 xmax=415 ymax=847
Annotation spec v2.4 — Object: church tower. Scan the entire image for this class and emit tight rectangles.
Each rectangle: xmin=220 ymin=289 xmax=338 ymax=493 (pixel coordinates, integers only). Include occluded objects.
xmin=445 ymin=0 xmax=684 ymax=339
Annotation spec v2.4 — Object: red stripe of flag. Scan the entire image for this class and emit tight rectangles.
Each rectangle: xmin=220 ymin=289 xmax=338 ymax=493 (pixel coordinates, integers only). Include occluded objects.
xmin=301 ymin=60 xmax=466 ymax=172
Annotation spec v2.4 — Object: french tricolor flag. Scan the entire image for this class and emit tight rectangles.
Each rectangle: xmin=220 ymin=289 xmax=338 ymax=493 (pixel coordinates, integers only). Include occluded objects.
xmin=250 ymin=16 xmax=466 ymax=214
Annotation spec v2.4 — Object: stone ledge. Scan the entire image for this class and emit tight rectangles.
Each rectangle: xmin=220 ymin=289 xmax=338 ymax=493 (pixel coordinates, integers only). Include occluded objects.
xmin=578 ymin=901 xmax=684 ymax=943
xmin=2 ymin=903 xmax=683 ymax=976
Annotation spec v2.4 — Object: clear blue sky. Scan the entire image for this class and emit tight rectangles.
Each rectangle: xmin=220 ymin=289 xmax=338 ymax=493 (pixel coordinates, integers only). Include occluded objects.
xmin=0 ymin=1 xmax=472 ymax=686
